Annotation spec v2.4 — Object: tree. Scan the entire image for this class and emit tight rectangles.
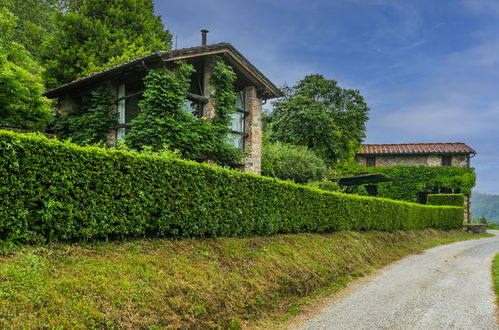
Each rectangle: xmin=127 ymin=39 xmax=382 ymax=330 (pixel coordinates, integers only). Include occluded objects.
xmin=0 ymin=0 xmax=57 ymax=59
xmin=262 ymin=142 xmax=328 ymax=184
xmin=265 ymin=74 xmax=369 ymax=163
xmin=41 ymin=0 xmax=172 ymax=88
xmin=0 ymin=8 xmax=53 ymax=128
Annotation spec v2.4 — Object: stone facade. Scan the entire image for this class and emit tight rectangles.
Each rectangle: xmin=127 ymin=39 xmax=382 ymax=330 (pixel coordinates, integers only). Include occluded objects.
xmin=356 ymin=154 xmax=470 ymax=168
xmin=242 ymin=86 xmax=262 ymax=174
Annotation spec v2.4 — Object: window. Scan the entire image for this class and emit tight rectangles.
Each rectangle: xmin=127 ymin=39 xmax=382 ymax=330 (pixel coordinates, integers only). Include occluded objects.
xmin=441 ymin=155 xmax=452 ymax=166
xmin=366 ymin=156 xmax=376 ymax=167
xmin=182 ymin=99 xmax=203 ymax=117
xmin=226 ymin=88 xmax=248 ymax=150
xmin=116 ymin=83 xmax=143 ymax=141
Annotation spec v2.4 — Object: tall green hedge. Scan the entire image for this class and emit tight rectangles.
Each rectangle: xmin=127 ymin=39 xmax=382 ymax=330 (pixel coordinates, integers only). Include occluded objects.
xmin=427 ymin=194 xmax=465 ymax=207
xmin=0 ymin=130 xmax=464 ymax=244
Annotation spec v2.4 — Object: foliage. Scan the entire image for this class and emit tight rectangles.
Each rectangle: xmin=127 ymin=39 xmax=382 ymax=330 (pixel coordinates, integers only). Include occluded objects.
xmin=472 ymin=192 xmax=499 ymax=224
xmin=41 ymin=0 xmax=172 ymax=88
xmin=0 ymin=8 xmax=53 ymax=129
xmin=0 ymin=230 xmax=478 ymax=328
xmin=126 ymin=60 xmax=242 ymax=164
xmin=262 ymin=142 xmax=328 ymax=184
xmin=334 ymin=162 xmax=476 ymax=202
xmin=427 ymin=194 xmax=464 ymax=207
xmin=209 ymin=56 xmax=237 ymax=128
xmin=54 ymin=85 xmax=117 ymax=145
xmin=0 ymin=0 xmax=57 ymax=58
xmin=0 ymin=130 xmax=464 ymax=245
xmin=306 ymin=180 xmax=342 ymax=192
xmin=265 ymin=74 xmax=369 ymax=163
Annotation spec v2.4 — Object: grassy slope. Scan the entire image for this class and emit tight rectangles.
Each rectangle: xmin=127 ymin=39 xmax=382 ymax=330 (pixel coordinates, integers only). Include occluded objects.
xmin=0 ymin=230 xmax=488 ymax=329
xmin=494 ymin=254 xmax=499 ymax=308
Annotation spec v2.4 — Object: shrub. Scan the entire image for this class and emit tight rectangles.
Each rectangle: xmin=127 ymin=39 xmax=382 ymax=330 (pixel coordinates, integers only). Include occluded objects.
xmin=262 ymin=142 xmax=328 ymax=184
xmin=306 ymin=180 xmax=342 ymax=192
xmin=0 ymin=130 xmax=464 ymax=245
xmin=427 ymin=194 xmax=465 ymax=207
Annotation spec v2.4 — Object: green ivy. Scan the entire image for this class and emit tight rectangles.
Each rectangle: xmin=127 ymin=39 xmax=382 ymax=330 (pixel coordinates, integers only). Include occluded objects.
xmin=125 ymin=60 xmax=242 ymax=165
xmin=54 ymin=85 xmax=117 ymax=145
xmin=0 ymin=130 xmax=464 ymax=245
xmin=334 ymin=162 xmax=476 ymax=202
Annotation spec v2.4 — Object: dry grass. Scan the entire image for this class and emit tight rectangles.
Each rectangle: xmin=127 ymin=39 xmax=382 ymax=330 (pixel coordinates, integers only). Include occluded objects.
xmin=0 ymin=229 xmax=487 ymax=329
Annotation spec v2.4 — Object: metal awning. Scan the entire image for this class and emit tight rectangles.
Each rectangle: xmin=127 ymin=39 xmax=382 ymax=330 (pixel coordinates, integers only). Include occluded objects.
xmin=329 ymin=174 xmax=394 ymax=194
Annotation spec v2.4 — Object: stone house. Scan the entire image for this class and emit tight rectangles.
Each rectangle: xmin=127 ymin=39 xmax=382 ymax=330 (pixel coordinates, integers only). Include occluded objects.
xmin=355 ymin=142 xmax=476 ymax=221
xmin=44 ymin=33 xmax=281 ymax=174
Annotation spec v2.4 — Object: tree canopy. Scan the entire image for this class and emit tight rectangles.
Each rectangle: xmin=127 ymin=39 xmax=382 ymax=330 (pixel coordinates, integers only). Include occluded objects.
xmin=0 ymin=0 xmax=57 ymax=59
xmin=41 ymin=0 xmax=172 ymax=88
xmin=0 ymin=8 xmax=53 ymax=128
xmin=265 ymin=74 xmax=369 ymax=164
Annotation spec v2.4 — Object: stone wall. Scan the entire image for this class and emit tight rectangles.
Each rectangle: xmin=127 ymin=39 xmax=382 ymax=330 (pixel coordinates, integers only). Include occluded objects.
xmin=356 ymin=154 xmax=469 ymax=168
xmin=242 ymin=86 xmax=262 ymax=174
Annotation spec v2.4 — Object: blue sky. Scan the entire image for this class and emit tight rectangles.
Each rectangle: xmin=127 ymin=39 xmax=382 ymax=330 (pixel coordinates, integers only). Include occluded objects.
xmin=154 ymin=0 xmax=499 ymax=194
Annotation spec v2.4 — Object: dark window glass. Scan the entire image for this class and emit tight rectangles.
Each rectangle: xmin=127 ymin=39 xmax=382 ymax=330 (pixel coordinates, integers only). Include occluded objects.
xmin=366 ymin=156 xmax=376 ymax=167
xmin=441 ymin=156 xmax=452 ymax=166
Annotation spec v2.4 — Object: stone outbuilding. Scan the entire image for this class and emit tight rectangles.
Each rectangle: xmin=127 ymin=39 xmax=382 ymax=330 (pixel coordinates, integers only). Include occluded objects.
xmin=355 ymin=142 xmax=476 ymax=222
xmin=45 ymin=35 xmax=281 ymax=174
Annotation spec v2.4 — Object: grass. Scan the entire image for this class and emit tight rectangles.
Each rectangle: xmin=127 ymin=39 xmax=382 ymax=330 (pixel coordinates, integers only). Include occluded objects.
xmin=493 ymin=254 xmax=499 ymax=308
xmin=0 ymin=229 xmax=490 ymax=329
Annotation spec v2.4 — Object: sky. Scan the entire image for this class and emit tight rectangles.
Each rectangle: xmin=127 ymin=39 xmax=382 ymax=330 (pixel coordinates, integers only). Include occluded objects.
xmin=154 ymin=0 xmax=499 ymax=194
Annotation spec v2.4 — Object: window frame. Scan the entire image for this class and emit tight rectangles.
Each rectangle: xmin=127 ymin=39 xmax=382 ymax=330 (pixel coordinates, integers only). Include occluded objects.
xmin=441 ymin=155 xmax=452 ymax=167
xmin=366 ymin=156 xmax=376 ymax=167
xmin=228 ymin=88 xmax=248 ymax=150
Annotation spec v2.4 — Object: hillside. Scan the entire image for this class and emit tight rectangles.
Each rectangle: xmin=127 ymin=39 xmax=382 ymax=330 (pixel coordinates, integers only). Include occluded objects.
xmin=472 ymin=192 xmax=499 ymax=223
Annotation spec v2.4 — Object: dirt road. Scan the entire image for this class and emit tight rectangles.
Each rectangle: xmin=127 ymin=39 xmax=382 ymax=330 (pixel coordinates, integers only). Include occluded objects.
xmin=298 ymin=231 xmax=499 ymax=330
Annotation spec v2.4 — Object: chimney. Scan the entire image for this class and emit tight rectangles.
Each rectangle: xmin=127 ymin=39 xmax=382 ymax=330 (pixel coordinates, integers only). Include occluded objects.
xmin=201 ymin=29 xmax=209 ymax=46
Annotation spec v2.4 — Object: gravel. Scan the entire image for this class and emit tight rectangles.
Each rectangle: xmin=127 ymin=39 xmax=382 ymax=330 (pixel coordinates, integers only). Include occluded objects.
xmin=299 ymin=231 xmax=499 ymax=330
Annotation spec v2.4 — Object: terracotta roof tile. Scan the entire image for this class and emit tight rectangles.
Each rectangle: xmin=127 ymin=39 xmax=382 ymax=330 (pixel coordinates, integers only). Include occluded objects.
xmin=358 ymin=143 xmax=476 ymax=155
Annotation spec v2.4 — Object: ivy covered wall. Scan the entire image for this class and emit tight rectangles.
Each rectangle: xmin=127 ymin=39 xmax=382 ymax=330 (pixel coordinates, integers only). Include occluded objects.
xmin=335 ymin=163 xmax=476 ymax=203
xmin=53 ymin=57 xmax=243 ymax=165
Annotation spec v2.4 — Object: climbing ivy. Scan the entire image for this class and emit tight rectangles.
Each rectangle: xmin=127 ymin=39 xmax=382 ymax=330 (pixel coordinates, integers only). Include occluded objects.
xmin=334 ymin=162 xmax=476 ymax=202
xmin=207 ymin=56 xmax=242 ymax=164
xmin=125 ymin=59 xmax=242 ymax=164
xmin=55 ymin=85 xmax=116 ymax=145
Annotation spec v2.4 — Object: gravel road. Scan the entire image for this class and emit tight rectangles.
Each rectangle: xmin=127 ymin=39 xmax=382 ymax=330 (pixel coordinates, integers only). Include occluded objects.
xmin=299 ymin=231 xmax=499 ymax=330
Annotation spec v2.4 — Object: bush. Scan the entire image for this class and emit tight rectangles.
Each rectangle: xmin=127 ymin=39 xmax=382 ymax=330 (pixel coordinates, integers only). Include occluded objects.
xmin=262 ymin=142 xmax=327 ymax=184
xmin=0 ymin=130 xmax=464 ymax=244
xmin=427 ymin=194 xmax=465 ymax=207
xmin=306 ymin=180 xmax=342 ymax=192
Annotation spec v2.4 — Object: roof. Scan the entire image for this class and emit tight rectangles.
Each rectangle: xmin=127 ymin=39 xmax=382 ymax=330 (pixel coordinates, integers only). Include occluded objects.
xmin=358 ymin=143 xmax=476 ymax=155
xmin=330 ymin=174 xmax=394 ymax=186
xmin=44 ymin=43 xmax=282 ymax=99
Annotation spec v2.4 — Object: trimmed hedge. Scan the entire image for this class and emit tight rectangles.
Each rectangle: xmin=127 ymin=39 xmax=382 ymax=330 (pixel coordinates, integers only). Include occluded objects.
xmin=427 ymin=194 xmax=465 ymax=207
xmin=0 ymin=130 xmax=464 ymax=244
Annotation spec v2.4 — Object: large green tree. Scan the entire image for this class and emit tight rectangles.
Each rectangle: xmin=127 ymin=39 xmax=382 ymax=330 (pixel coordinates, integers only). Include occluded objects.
xmin=0 ymin=0 xmax=57 ymax=59
xmin=265 ymin=74 xmax=369 ymax=163
xmin=0 ymin=8 xmax=53 ymax=128
xmin=41 ymin=0 xmax=172 ymax=88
